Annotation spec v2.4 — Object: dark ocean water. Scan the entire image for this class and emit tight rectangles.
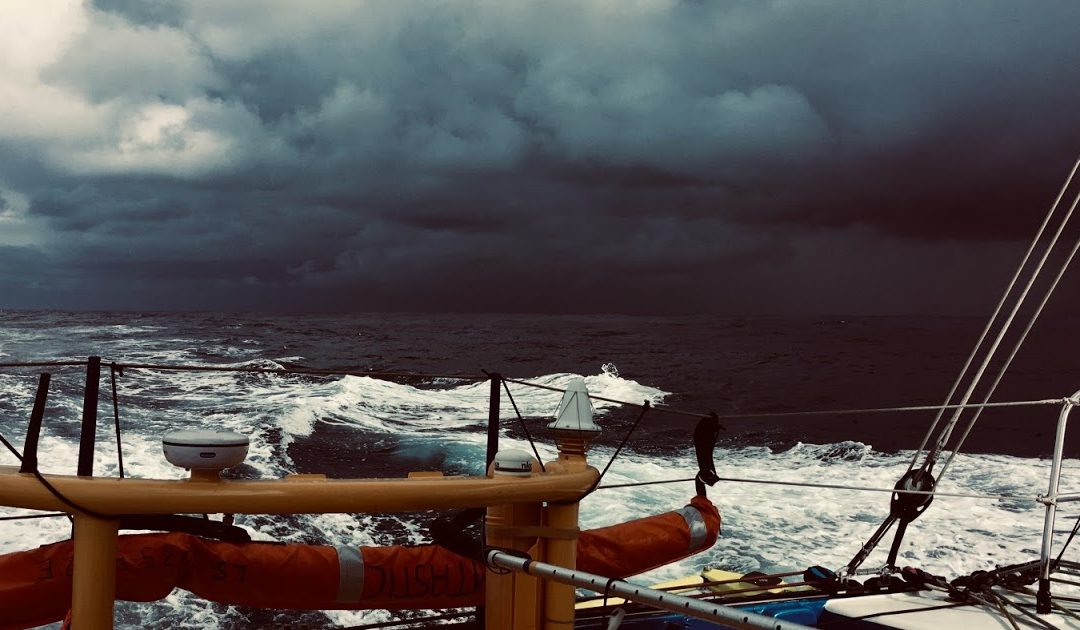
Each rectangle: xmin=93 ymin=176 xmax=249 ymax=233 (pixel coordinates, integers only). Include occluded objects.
xmin=2 ymin=310 xmax=1078 ymax=455
xmin=1 ymin=310 xmax=1079 ymax=628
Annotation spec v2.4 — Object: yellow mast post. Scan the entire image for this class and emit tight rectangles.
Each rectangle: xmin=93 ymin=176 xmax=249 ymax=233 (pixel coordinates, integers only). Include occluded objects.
xmin=485 ymin=452 xmax=543 ymax=630
xmin=71 ymin=512 xmax=119 ymax=629
xmin=541 ymin=377 xmax=601 ymax=630
xmin=541 ymin=454 xmax=587 ymax=630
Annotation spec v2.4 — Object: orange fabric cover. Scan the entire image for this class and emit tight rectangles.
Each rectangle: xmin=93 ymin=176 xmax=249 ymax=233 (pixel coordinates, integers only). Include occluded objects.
xmin=578 ymin=495 xmax=720 ymax=578
xmin=0 ymin=497 xmax=718 ymax=630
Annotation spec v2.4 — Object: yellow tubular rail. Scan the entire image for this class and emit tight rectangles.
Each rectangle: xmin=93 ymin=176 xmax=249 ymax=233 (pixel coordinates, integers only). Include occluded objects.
xmin=0 ymin=466 xmax=598 ymax=515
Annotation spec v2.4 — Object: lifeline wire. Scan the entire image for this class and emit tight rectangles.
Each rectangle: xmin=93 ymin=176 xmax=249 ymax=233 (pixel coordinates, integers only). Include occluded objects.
xmin=596 ymin=474 xmax=1037 ymax=502
xmin=501 ymin=376 xmax=1060 ymax=422
xmin=1 ymin=360 xmax=487 ymax=382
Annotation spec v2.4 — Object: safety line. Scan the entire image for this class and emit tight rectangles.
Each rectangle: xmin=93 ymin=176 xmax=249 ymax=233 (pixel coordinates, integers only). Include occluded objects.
xmin=596 ymin=475 xmax=1037 ymax=501
xmin=0 ymin=361 xmax=88 ymax=368
xmin=0 ymin=512 xmax=67 ymax=521
xmin=502 ymin=376 xmax=1063 ymax=421
xmin=0 ymin=360 xmax=486 ymax=381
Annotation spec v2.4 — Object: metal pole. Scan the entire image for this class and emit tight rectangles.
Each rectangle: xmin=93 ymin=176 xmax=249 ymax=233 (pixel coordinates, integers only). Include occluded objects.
xmin=19 ymin=373 xmax=50 ymax=474
xmin=486 ymin=373 xmax=501 ymax=470
xmin=479 ymin=372 xmax=502 ymax=630
xmin=486 ymin=550 xmax=815 ymax=630
xmin=1038 ymin=392 xmax=1078 ymax=614
xmin=109 ymin=363 xmax=124 ymax=479
xmin=78 ymin=356 xmax=101 ymax=477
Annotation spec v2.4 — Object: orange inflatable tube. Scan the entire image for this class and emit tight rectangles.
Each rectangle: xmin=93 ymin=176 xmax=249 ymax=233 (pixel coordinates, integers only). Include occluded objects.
xmin=0 ymin=498 xmax=719 ymax=630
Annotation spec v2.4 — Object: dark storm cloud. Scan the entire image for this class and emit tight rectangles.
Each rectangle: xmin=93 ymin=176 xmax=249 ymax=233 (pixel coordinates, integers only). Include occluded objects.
xmin=2 ymin=1 xmax=1080 ymax=314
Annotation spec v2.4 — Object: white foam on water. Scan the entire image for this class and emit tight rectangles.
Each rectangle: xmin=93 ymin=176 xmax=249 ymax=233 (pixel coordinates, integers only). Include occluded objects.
xmin=580 ymin=442 xmax=1072 ymax=587
xmin=274 ymin=367 xmax=668 ymax=444
xmin=2 ymin=360 xmax=1076 ymax=628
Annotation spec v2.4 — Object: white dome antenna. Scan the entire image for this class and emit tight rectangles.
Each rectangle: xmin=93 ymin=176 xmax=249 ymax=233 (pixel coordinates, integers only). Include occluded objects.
xmin=548 ymin=378 xmax=600 ymax=455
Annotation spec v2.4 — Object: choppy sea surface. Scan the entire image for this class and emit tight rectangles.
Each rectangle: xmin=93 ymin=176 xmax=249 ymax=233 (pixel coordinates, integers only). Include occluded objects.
xmin=2 ymin=310 xmax=1080 ymax=629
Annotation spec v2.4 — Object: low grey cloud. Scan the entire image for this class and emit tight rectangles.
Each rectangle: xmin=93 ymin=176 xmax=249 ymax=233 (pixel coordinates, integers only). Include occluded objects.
xmin=2 ymin=0 xmax=1079 ymax=314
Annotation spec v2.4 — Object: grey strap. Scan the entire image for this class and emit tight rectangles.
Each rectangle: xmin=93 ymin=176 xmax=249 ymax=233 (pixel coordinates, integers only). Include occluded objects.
xmin=335 ymin=546 xmax=365 ymax=603
xmin=675 ymin=505 xmax=709 ymax=552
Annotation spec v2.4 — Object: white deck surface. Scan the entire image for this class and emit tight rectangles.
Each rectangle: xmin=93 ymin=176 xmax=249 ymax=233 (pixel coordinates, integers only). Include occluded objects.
xmin=823 ymin=590 xmax=1080 ymax=629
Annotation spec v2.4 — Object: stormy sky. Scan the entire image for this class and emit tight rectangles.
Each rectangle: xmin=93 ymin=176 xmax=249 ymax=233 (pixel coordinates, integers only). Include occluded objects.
xmin=2 ymin=0 xmax=1080 ymax=315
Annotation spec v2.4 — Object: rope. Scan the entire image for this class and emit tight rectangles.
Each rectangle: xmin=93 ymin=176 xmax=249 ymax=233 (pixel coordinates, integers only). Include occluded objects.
xmin=990 ymin=591 xmax=1059 ymax=630
xmin=987 ymin=591 xmax=1022 ymax=630
xmin=0 ymin=428 xmax=110 ymax=519
xmin=596 ymin=475 xmax=1035 ymax=501
xmin=1011 ymin=583 xmax=1080 ymax=622
xmin=29 ymin=470 xmax=112 ymax=520
xmin=501 ymin=379 xmax=546 ymax=473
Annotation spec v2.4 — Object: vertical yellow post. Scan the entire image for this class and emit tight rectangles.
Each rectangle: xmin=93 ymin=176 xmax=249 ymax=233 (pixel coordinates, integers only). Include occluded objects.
xmin=486 ymin=501 xmax=543 ymax=630
xmin=542 ymin=376 xmax=600 ymax=630
xmin=486 ymin=451 xmax=542 ymax=630
xmin=72 ymin=513 xmax=119 ymax=630
xmin=541 ymin=500 xmax=579 ymax=630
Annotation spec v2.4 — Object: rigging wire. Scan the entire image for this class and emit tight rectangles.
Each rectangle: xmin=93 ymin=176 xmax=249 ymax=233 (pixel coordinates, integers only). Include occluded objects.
xmin=500 ymin=379 xmax=546 ymax=473
xmin=907 ymin=157 xmax=1080 ymax=472
xmin=581 ymin=401 xmax=651 ymax=497
xmin=938 ymin=195 xmax=1080 ymax=479
xmin=0 ymin=432 xmax=23 ymax=462
xmin=1055 ymin=513 xmax=1080 ymax=566
xmin=921 ymin=167 xmax=1080 ymax=476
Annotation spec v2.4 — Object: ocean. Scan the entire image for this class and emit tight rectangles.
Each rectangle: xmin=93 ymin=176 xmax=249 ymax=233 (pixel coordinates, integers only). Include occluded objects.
xmin=2 ymin=310 xmax=1079 ymax=629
